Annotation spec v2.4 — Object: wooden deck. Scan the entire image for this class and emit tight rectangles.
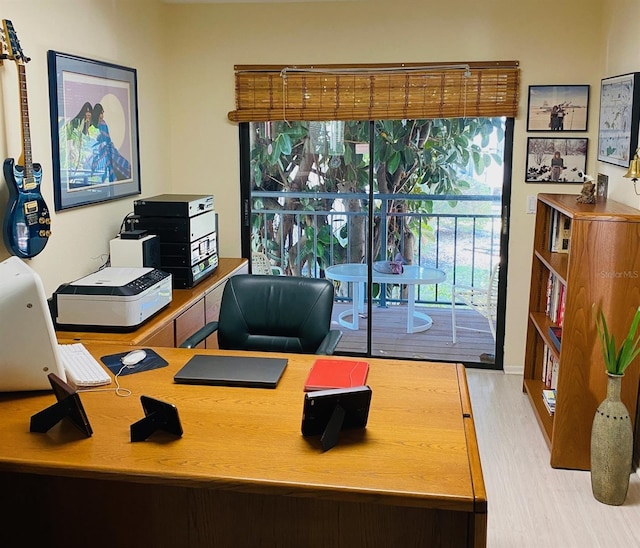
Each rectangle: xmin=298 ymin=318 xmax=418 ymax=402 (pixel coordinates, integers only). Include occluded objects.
xmin=331 ymin=302 xmax=497 ymax=367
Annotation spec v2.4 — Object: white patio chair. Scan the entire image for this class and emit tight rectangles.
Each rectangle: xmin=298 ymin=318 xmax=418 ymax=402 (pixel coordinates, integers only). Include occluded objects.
xmin=451 ymin=263 xmax=500 ymax=343
xmin=251 ymin=251 xmax=284 ymax=276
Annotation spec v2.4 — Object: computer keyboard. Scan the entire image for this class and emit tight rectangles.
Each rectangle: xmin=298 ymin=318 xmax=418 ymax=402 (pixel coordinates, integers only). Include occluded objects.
xmin=58 ymin=343 xmax=112 ymax=388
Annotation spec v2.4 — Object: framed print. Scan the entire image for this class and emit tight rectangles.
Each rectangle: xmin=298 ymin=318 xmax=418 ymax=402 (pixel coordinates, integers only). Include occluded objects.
xmin=47 ymin=51 xmax=141 ymax=211
xmin=526 ymin=85 xmax=590 ymax=131
xmin=597 ymin=73 xmax=640 ymax=167
xmin=525 ymin=137 xmax=588 ymax=183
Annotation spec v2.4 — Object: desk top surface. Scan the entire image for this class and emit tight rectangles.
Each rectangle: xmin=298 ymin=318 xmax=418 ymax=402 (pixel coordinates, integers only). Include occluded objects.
xmin=325 ymin=263 xmax=446 ymax=284
xmin=0 ymin=346 xmax=484 ymax=512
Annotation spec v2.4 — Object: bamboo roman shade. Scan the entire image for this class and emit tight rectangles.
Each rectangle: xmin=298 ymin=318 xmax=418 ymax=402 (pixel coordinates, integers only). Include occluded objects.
xmin=228 ymin=61 xmax=519 ymax=122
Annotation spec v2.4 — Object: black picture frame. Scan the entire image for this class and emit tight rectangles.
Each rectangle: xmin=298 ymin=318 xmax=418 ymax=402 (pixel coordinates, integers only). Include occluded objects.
xmin=526 ymin=85 xmax=590 ymax=132
xmin=525 ymin=137 xmax=588 ymax=183
xmin=47 ymin=51 xmax=141 ymax=211
xmin=301 ymin=385 xmax=372 ymax=451
xmin=597 ymin=73 xmax=640 ymax=167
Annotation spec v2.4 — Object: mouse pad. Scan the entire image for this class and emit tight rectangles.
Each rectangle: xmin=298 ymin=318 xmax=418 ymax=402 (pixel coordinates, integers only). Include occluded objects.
xmin=100 ymin=349 xmax=168 ymax=376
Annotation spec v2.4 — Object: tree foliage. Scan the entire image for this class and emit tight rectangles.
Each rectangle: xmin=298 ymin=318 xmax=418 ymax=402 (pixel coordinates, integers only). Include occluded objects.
xmin=249 ymin=117 xmax=504 ymax=274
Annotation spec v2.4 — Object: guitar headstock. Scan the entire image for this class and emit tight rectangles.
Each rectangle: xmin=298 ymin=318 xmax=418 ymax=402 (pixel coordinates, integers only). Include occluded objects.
xmin=0 ymin=20 xmax=30 ymax=65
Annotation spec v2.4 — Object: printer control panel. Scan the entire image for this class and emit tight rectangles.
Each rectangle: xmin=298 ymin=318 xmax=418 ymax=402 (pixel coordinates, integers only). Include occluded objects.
xmin=125 ymin=269 xmax=171 ymax=295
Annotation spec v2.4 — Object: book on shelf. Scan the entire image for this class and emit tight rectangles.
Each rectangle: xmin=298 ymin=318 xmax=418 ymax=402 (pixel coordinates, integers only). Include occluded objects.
xmin=548 ymin=326 xmax=562 ymax=352
xmin=544 ymin=273 xmax=566 ymax=324
xmin=542 ymin=389 xmax=556 ymax=415
xmin=556 ymin=214 xmax=571 ymax=254
xmin=549 ymin=209 xmax=560 ymax=252
xmin=303 ymin=358 xmax=369 ymax=392
xmin=542 ymin=343 xmax=560 ymax=389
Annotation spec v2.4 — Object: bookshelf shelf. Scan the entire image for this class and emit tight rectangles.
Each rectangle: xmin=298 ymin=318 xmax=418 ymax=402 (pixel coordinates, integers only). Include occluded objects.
xmin=524 ymin=193 xmax=640 ymax=470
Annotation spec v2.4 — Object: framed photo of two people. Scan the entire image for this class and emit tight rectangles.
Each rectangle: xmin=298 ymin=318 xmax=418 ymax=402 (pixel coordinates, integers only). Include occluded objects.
xmin=47 ymin=51 xmax=141 ymax=211
xmin=526 ymin=85 xmax=590 ymax=132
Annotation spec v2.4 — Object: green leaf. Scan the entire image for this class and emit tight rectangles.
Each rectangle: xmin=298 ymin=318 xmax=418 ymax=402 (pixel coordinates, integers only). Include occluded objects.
xmin=387 ymin=152 xmax=401 ymax=174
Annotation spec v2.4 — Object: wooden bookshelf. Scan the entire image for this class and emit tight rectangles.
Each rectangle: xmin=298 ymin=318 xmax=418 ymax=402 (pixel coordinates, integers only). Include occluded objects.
xmin=524 ymin=194 xmax=640 ymax=470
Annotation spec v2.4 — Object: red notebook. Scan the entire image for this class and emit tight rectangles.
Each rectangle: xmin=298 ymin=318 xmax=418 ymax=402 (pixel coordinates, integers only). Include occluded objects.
xmin=303 ymin=358 xmax=369 ymax=392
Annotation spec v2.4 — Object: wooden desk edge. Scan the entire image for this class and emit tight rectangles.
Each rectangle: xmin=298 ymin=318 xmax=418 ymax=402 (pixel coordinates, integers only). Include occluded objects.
xmin=456 ymin=364 xmax=488 ymax=548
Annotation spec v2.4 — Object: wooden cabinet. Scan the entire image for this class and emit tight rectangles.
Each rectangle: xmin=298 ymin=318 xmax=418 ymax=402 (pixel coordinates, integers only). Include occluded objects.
xmin=203 ymin=281 xmax=226 ymax=348
xmin=524 ymin=194 xmax=640 ymax=470
xmin=56 ymin=258 xmax=248 ymax=348
xmin=175 ymin=299 xmax=206 ymax=348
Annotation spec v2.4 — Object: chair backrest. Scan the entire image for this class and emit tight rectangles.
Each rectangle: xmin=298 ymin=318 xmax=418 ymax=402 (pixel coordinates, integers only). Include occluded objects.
xmin=486 ymin=263 xmax=500 ymax=317
xmin=217 ymin=274 xmax=335 ymax=354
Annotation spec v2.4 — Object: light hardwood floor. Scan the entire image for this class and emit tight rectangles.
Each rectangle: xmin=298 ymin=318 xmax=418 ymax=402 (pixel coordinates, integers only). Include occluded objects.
xmin=466 ymin=369 xmax=640 ymax=548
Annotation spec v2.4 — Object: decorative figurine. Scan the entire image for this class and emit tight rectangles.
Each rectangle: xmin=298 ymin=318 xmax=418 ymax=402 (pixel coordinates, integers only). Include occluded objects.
xmin=577 ymin=174 xmax=596 ymax=204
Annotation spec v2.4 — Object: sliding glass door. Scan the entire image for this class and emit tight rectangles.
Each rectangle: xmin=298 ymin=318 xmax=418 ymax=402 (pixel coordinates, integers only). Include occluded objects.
xmin=240 ymin=117 xmax=511 ymax=368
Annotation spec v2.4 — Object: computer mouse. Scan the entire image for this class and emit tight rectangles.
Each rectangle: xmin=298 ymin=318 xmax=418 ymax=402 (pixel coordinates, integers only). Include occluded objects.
xmin=121 ymin=349 xmax=147 ymax=367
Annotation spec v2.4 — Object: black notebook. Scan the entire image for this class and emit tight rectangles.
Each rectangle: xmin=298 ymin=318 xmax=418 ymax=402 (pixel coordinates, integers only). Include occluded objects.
xmin=173 ymin=355 xmax=288 ymax=389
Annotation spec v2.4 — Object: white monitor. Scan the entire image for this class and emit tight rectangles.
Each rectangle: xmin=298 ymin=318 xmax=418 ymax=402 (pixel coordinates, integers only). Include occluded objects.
xmin=0 ymin=256 xmax=66 ymax=391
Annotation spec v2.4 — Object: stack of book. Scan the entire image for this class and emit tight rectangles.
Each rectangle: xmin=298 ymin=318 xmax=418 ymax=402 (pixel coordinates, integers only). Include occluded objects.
xmin=543 ymin=389 xmax=556 ymax=415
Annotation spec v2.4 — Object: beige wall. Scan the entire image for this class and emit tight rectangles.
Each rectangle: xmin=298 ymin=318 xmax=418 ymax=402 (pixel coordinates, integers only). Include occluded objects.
xmin=0 ymin=0 xmax=170 ymax=294
xmin=163 ymin=0 xmax=608 ymax=372
xmin=0 ymin=0 xmax=635 ymax=372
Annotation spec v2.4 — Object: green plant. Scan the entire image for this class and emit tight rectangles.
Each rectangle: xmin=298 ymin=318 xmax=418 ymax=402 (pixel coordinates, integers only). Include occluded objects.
xmin=594 ymin=305 xmax=640 ymax=375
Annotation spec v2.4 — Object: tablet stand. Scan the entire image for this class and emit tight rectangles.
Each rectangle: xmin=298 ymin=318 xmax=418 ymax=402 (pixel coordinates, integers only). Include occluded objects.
xmin=30 ymin=373 xmax=93 ymax=437
xmin=320 ymin=403 xmax=346 ymax=451
xmin=130 ymin=395 xmax=183 ymax=442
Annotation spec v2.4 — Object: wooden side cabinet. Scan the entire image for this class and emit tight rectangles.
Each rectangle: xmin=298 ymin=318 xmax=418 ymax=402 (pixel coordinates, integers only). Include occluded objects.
xmin=523 ymin=194 xmax=640 ymax=470
xmin=56 ymin=258 xmax=248 ymax=348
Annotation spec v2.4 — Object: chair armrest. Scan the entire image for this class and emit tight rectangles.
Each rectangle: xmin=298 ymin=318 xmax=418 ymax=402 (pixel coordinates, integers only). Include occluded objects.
xmin=315 ymin=329 xmax=343 ymax=355
xmin=179 ymin=321 xmax=219 ymax=349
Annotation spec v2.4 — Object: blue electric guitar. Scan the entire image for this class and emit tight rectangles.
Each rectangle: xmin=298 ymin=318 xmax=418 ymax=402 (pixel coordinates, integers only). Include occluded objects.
xmin=1 ymin=19 xmax=51 ymax=258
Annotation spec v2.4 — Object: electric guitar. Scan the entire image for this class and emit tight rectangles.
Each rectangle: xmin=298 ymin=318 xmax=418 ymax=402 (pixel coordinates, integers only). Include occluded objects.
xmin=1 ymin=19 xmax=51 ymax=258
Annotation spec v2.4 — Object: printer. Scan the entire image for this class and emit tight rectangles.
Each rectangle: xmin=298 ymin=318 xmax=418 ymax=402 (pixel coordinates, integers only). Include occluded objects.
xmin=52 ymin=267 xmax=172 ymax=331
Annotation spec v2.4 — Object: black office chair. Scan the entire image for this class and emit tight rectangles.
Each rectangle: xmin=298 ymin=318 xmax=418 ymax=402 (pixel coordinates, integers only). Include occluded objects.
xmin=180 ymin=274 xmax=343 ymax=354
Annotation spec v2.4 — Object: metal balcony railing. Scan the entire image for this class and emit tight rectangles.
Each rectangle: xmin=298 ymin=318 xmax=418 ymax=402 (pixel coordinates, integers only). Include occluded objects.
xmin=250 ymin=191 xmax=502 ymax=308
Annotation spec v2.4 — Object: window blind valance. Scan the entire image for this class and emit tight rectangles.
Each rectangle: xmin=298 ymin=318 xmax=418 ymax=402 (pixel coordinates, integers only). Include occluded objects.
xmin=228 ymin=61 xmax=519 ymax=122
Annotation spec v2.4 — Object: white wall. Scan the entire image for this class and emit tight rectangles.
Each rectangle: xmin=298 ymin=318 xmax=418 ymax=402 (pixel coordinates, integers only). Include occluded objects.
xmin=1 ymin=0 xmax=636 ymax=372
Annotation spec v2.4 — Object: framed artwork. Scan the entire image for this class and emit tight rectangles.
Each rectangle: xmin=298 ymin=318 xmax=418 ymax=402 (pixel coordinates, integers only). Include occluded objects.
xmin=47 ymin=51 xmax=141 ymax=211
xmin=525 ymin=137 xmax=588 ymax=183
xmin=597 ymin=73 xmax=640 ymax=167
xmin=526 ymin=85 xmax=590 ymax=131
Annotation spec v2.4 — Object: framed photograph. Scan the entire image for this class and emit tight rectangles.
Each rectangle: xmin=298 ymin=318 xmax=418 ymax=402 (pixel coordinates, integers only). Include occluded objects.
xmin=597 ymin=73 xmax=640 ymax=167
xmin=47 ymin=51 xmax=141 ymax=211
xmin=597 ymin=173 xmax=609 ymax=199
xmin=526 ymin=85 xmax=590 ymax=131
xmin=525 ymin=137 xmax=588 ymax=183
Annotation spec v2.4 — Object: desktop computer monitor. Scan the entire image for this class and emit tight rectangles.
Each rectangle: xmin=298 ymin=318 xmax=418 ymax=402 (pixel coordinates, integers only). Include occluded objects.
xmin=0 ymin=256 xmax=66 ymax=391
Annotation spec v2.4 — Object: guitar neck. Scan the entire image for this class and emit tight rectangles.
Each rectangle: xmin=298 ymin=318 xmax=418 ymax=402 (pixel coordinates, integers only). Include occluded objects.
xmin=16 ymin=62 xmax=33 ymax=181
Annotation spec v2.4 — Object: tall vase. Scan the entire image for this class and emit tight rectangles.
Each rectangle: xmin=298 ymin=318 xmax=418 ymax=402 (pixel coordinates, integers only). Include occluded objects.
xmin=590 ymin=372 xmax=633 ymax=505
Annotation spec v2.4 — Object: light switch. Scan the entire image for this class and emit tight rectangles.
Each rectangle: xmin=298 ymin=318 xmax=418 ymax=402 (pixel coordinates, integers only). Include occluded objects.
xmin=526 ymin=196 xmax=537 ymax=214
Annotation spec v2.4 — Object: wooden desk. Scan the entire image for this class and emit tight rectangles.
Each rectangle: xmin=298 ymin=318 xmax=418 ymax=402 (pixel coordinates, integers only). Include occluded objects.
xmin=0 ymin=346 xmax=486 ymax=548
xmin=56 ymin=258 xmax=248 ymax=348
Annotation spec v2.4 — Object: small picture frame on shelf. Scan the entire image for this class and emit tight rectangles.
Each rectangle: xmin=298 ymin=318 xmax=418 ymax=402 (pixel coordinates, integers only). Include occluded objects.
xmin=525 ymin=137 xmax=588 ymax=183
xmin=526 ymin=85 xmax=590 ymax=132
xmin=597 ymin=173 xmax=609 ymax=199
xmin=597 ymin=73 xmax=640 ymax=168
